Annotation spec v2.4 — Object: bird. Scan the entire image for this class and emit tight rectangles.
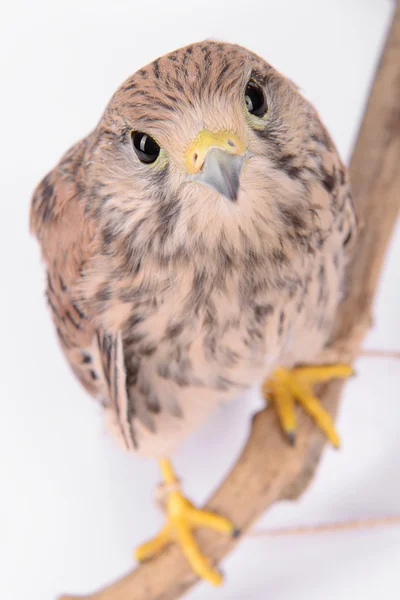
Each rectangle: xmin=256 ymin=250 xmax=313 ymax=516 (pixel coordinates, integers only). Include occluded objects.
xmin=30 ymin=40 xmax=357 ymax=586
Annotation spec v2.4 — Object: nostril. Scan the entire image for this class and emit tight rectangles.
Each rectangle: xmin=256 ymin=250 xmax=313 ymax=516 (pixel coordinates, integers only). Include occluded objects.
xmin=193 ymin=153 xmax=198 ymax=163
xmin=227 ymin=139 xmax=235 ymax=147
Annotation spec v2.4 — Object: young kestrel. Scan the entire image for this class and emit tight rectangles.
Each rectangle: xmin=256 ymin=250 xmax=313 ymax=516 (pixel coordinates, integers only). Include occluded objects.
xmin=31 ymin=41 xmax=356 ymax=585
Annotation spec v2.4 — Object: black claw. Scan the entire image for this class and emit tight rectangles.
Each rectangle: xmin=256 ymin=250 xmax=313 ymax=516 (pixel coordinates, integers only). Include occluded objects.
xmin=232 ymin=528 xmax=241 ymax=538
xmin=287 ymin=430 xmax=296 ymax=446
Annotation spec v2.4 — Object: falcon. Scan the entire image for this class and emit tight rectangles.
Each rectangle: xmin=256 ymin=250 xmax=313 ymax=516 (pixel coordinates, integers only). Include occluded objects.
xmin=31 ymin=41 xmax=356 ymax=585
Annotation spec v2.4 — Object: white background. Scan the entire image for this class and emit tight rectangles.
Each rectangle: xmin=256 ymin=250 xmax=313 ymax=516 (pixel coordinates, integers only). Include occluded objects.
xmin=1 ymin=1 xmax=399 ymax=599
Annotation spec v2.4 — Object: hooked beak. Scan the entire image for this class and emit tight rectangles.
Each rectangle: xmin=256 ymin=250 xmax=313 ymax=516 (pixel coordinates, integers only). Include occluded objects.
xmin=185 ymin=130 xmax=247 ymax=202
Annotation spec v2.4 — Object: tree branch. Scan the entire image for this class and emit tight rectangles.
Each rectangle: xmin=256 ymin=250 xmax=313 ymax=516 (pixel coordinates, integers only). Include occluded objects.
xmin=60 ymin=5 xmax=400 ymax=599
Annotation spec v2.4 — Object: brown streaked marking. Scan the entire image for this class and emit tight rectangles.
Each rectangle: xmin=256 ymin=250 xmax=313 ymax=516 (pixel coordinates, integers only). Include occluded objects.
xmin=278 ymin=310 xmax=285 ymax=336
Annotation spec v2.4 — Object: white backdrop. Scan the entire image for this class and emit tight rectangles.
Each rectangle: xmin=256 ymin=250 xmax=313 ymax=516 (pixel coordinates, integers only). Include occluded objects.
xmin=1 ymin=1 xmax=399 ymax=599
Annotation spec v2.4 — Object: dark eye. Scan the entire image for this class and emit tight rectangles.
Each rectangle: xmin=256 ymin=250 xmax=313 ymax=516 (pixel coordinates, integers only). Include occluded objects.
xmin=132 ymin=131 xmax=160 ymax=164
xmin=245 ymin=80 xmax=267 ymax=117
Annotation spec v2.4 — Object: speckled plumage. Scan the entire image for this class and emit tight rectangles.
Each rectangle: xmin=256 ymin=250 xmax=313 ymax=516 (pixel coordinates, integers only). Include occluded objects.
xmin=31 ymin=41 xmax=356 ymax=457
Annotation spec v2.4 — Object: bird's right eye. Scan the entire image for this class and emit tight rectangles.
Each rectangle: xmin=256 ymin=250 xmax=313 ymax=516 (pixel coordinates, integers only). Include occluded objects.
xmin=132 ymin=132 xmax=160 ymax=164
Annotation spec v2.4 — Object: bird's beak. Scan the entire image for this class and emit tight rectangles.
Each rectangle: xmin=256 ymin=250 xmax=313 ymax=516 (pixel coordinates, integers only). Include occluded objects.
xmin=185 ymin=130 xmax=246 ymax=202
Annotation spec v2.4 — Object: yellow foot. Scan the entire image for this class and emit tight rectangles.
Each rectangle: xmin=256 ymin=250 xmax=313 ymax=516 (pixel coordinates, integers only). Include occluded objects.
xmin=263 ymin=364 xmax=354 ymax=448
xmin=135 ymin=459 xmax=239 ymax=586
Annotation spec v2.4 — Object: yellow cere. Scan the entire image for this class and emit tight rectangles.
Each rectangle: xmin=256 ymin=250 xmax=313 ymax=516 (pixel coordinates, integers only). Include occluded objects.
xmin=185 ymin=129 xmax=245 ymax=174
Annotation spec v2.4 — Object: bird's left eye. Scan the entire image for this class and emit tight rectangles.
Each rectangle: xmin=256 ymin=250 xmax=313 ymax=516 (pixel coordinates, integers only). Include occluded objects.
xmin=132 ymin=131 xmax=160 ymax=164
xmin=245 ymin=80 xmax=267 ymax=117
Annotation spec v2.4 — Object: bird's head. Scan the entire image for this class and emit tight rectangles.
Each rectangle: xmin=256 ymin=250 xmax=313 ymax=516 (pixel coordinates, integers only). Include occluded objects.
xmin=86 ymin=41 xmax=330 ymax=265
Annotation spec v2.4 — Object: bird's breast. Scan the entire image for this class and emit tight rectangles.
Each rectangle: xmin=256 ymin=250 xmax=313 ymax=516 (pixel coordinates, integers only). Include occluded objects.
xmin=123 ymin=267 xmax=287 ymax=402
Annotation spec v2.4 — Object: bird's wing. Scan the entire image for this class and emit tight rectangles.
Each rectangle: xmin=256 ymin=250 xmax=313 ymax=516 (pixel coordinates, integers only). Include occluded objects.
xmin=30 ymin=139 xmax=137 ymax=449
xmin=30 ymin=139 xmax=102 ymax=392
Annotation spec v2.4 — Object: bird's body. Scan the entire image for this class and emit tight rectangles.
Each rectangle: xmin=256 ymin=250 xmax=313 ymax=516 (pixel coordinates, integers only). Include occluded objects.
xmin=31 ymin=41 xmax=356 ymax=582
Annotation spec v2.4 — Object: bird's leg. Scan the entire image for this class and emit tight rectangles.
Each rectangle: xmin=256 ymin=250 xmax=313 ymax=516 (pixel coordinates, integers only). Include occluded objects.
xmin=135 ymin=458 xmax=239 ymax=586
xmin=262 ymin=364 xmax=354 ymax=447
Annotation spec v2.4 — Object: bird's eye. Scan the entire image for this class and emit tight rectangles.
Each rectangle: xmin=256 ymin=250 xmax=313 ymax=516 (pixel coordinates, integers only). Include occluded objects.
xmin=245 ymin=80 xmax=267 ymax=117
xmin=132 ymin=131 xmax=160 ymax=164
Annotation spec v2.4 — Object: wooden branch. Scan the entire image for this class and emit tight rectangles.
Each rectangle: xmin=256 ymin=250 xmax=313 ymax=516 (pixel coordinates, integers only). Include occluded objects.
xmin=60 ymin=6 xmax=400 ymax=600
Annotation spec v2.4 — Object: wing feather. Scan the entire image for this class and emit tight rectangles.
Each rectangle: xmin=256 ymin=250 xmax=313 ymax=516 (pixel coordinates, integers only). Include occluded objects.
xmin=31 ymin=140 xmax=139 ymax=449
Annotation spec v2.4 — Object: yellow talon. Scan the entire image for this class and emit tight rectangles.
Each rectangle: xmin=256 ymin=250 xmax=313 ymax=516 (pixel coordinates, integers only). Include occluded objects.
xmin=135 ymin=524 xmax=171 ymax=560
xmin=263 ymin=364 xmax=354 ymax=447
xmin=135 ymin=459 xmax=238 ymax=586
